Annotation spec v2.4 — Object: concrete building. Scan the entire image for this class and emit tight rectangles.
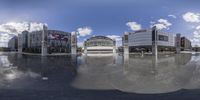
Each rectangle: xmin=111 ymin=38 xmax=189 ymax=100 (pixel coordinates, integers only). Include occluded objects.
xmin=181 ymin=37 xmax=192 ymax=51
xmin=192 ymin=46 xmax=200 ymax=52
xmin=18 ymin=26 xmax=76 ymax=55
xmin=8 ymin=36 xmax=18 ymax=51
xmin=84 ymin=36 xmax=116 ymax=53
xmin=124 ymin=29 xmax=176 ymax=52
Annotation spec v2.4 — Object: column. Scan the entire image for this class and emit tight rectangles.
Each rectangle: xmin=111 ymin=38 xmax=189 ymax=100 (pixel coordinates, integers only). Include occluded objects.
xmin=18 ymin=34 xmax=22 ymax=53
xmin=123 ymin=32 xmax=129 ymax=71
xmin=176 ymin=33 xmax=181 ymax=54
xmin=123 ymin=48 xmax=129 ymax=74
xmin=41 ymin=25 xmax=48 ymax=56
xmin=113 ymin=38 xmax=116 ymax=54
xmin=123 ymin=32 xmax=129 ymax=55
xmin=84 ymin=42 xmax=87 ymax=54
xmin=71 ymin=32 xmax=77 ymax=55
xmin=152 ymin=26 xmax=158 ymax=56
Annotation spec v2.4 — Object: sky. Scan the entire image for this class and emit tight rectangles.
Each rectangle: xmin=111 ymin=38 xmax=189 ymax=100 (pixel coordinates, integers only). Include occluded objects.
xmin=0 ymin=0 xmax=200 ymax=47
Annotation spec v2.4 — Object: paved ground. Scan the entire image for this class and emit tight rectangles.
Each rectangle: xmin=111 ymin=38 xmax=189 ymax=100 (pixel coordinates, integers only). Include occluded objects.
xmin=1 ymin=52 xmax=200 ymax=100
xmin=1 ymin=89 xmax=200 ymax=100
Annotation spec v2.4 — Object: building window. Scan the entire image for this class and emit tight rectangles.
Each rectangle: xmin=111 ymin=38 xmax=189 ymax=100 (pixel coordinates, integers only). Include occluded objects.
xmin=158 ymin=35 xmax=168 ymax=41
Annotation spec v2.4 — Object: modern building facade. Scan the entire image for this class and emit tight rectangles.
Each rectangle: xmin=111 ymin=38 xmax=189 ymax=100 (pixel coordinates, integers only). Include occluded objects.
xmin=17 ymin=25 xmax=76 ymax=55
xmin=181 ymin=37 xmax=192 ymax=51
xmin=192 ymin=46 xmax=200 ymax=52
xmin=124 ymin=29 xmax=176 ymax=52
xmin=8 ymin=36 xmax=18 ymax=51
xmin=84 ymin=36 xmax=116 ymax=53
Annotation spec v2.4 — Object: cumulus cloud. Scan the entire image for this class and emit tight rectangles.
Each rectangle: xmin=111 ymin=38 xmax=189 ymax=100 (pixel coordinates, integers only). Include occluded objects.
xmin=150 ymin=21 xmax=156 ymax=24
xmin=29 ymin=22 xmax=46 ymax=32
xmin=0 ymin=33 xmax=15 ymax=47
xmin=126 ymin=21 xmax=142 ymax=31
xmin=106 ymin=35 xmax=122 ymax=41
xmin=168 ymin=14 xmax=177 ymax=18
xmin=196 ymin=25 xmax=200 ymax=30
xmin=77 ymin=27 xmax=92 ymax=37
xmin=158 ymin=19 xmax=172 ymax=26
xmin=106 ymin=35 xmax=122 ymax=46
xmin=77 ymin=42 xmax=84 ymax=47
xmin=151 ymin=19 xmax=172 ymax=30
xmin=0 ymin=22 xmax=47 ymax=47
xmin=182 ymin=12 xmax=200 ymax=23
xmin=0 ymin=22 xmax=46 ymax=35
xmin=191 ymin=25 xmax=200 ymax=46
xmin=0 ymin=33 xmax=14 ymax=42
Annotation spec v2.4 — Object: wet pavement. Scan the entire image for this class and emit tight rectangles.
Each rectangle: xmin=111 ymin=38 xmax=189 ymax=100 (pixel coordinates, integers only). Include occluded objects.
xmin=1 ymin=52 xmax=200 ymax=100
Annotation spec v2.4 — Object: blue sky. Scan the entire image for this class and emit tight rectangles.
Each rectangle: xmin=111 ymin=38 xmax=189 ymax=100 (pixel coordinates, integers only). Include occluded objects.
xmin=0 ymin=0 xmax=200 ymax=47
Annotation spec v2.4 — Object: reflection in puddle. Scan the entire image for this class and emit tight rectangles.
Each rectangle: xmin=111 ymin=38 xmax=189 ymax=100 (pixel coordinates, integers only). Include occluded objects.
xmin=72 ymin=53 xmax=200 ymax=94
xmin=1 ymin=52 xmax=200 ymax=94
xmin=0 ymin=53 xmax=77 ymax=90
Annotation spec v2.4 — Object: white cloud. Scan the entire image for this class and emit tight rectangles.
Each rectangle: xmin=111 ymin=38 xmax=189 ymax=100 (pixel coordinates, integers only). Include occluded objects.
xmin=0 ymin=22 xmax=47 ymax=47
xmin=0 ymin=22 xmax=46 ymax=35
xmin=106 ymin=35 xmax=122 ymax=41
xmin=151 ymin=19 xmax=172 ymax=30
xmin=0 ymin=33 xmax=15 ymax=47
xmin=126 ymin=21 xmax=142 ymax=31
xmin=182 ymin=12 xmax=200 ymax=23
xmin=191 ymin=38 xmax=200 ymax=43
xmin=77 ymin=42 xmax=84 ymax=47
xmin=150 ymin=21 xmax=156 ymax=24
xmin=193 ymin=26 xmax=200 ymax=37
xmin=29 ymin=22 xmax=46 ymax=32
xmin=168 ymin=14 xmax=177 ymax=18
xmin=196 ymin=25 xmax=200 ymax=30
xmin=158 ymin=19 xmax=172 ymax=26
xmin=106 ymin=35 xmax=122 ymax=47
xmin=0 ymin=22 xmax=27 ymax=35
xmin=153 ymin=24 xmax=167 ymax=30
xmin=77 ymin=27 xmax=92 ymax=37
xmin=191 ymin=25 xmax=200 ymax=46
xmin=0 ymin=33 xmax=14 ymax=42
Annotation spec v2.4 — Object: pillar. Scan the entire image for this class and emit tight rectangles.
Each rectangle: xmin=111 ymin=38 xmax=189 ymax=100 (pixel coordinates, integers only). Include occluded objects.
xmin=84 ymin=42 xmax=87 ymax=54
xmin=123 ymin=48 xmax=129 ymax=74
xmin=152 ymin=26 xmax=158 ymax=56
xmin=176 ymin=33 xmax=181 ymax=54
xmin=113 ymin=38 xmax=116 ymax=54
xmin=151 ymin=54 xmax=158 ymax=74
xmin=41 ymin=25 xmax=48 ymax=56
xmin=71 ymin=32 xmax=77 ymax=55
xmin=123 ymin=32 xmax=129 ymax=55
xmin=18 ymin=34 xmax=22 ymax=53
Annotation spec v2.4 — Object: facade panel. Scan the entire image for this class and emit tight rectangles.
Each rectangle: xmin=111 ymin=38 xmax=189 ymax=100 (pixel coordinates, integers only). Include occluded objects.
xmin=84 ymin=36 xmax=115 ymax=52
xmin=20 ymin=30 xmax=72 ymax=53
xmin=127 ymin=29 xmax=176 ymax=52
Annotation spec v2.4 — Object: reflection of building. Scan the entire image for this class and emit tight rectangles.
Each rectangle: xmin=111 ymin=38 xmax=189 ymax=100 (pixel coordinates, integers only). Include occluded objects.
xmin=181 ymin=37 xmax=192 ymax=51
xmin=125 ymin=29 xmax=176 ymax=52
xmin=72 ymin=53 xmax=193 ymax=94
xmin=20 ymin=29 xmax=72 ymax=53
xmin=8 ymin=36 xmax=18 ymax=51
xmin=192 ymin=46 xmax=200 ymax=52
xmin=84 ymin=36 xmax=116 ymax=53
